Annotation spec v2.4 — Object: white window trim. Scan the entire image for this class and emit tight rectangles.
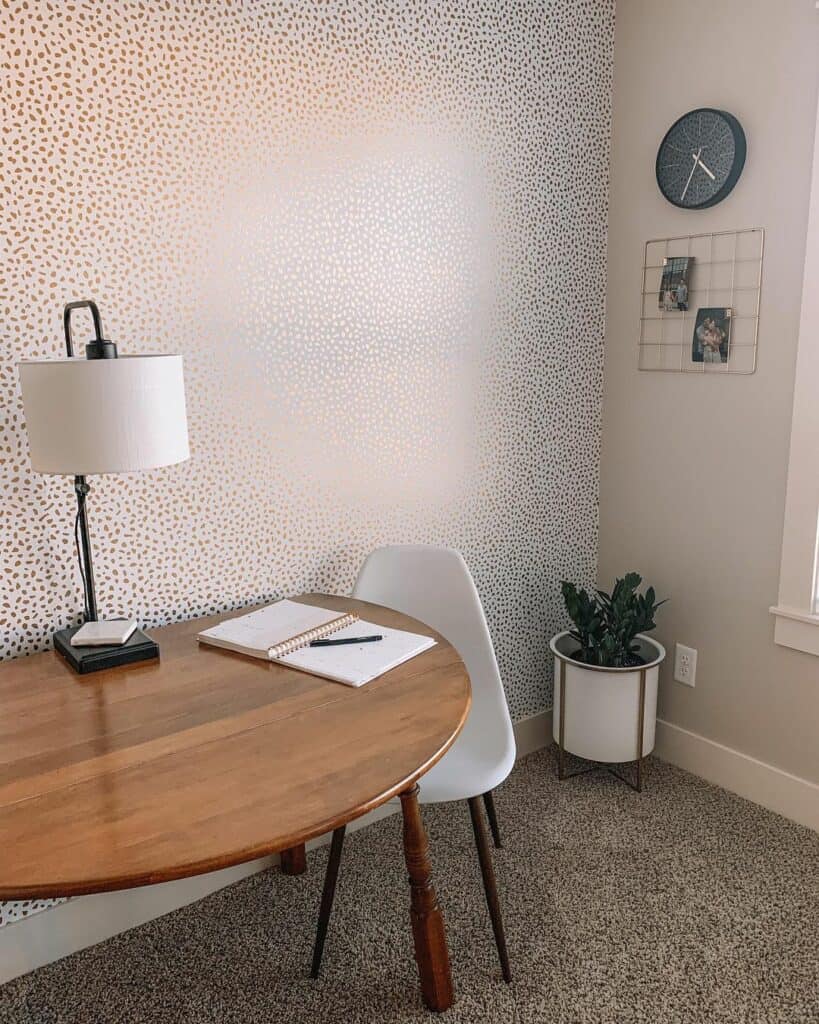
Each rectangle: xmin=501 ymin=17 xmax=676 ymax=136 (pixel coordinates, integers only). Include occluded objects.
xmin=770 ymin=89 xmax=819 ymax=657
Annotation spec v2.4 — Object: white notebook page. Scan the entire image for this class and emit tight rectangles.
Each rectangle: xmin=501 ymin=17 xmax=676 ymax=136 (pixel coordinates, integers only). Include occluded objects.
xmin=274 ymin=618 xmax=436 ymax=687
xmin=197 ymin=600 xmax=343 ymax=659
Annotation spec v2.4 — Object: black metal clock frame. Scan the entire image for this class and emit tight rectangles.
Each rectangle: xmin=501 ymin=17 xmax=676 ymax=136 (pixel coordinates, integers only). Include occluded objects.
xmin=656 ymin=108 xmax=746 ymax=210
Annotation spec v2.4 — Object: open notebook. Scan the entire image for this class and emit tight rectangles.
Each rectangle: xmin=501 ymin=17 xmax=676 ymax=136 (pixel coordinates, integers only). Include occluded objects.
xmin=197 ymin=599 xmax=436 ymax=687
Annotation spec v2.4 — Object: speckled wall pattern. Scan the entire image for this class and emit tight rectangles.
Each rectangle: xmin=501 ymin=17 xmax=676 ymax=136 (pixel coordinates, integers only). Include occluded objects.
xmin=0 ymin=0 xmax=613 ymax=925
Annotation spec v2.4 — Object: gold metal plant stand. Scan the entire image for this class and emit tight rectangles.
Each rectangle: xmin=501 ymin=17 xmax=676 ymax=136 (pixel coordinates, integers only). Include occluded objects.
xmin=554 ymin=657 xmax=648 ymax=793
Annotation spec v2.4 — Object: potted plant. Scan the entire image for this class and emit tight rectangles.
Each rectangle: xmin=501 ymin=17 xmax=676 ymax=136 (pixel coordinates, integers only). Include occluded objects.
xmin=550 ymin=573 xmax=667 ymax=766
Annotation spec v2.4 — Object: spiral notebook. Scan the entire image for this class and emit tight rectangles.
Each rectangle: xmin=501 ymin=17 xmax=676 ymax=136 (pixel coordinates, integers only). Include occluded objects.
xmin=197 ymin=599 xmax=435 ymax=687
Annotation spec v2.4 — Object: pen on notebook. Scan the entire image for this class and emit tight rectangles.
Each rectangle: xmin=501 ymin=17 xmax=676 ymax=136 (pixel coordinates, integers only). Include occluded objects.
xmin=309 ymin=635 xmax=383 ymax=647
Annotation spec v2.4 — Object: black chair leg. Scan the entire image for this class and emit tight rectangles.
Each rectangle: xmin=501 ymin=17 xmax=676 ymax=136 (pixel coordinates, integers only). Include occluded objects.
xmin=310 ymin=825 xmax=346 ymax=979
xmin=467 ymin=797 xmax=512 ymax=983
xmin=483 ymin=789 xmax=502 ymax=848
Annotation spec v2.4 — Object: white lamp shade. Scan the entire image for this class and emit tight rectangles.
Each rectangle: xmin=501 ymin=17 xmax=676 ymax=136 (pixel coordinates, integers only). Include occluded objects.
xmin=18 ymin=355 xmax=190 ymax=475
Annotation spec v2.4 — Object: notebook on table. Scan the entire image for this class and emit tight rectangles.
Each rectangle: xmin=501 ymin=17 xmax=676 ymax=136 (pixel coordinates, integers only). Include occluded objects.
xmin=197 ymin=599 xmax=436 ymax=687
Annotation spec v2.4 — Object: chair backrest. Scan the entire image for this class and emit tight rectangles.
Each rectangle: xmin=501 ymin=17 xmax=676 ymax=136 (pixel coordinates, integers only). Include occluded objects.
xmin=353 ymin=545 xmax=515 ymax=767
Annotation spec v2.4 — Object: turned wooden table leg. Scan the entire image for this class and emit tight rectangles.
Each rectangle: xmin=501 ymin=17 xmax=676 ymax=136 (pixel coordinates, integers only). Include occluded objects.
xmin=399 ymin=784 xmax=454 ymax=1012
xmin=280 ymin=843 xmax=306 ymax=875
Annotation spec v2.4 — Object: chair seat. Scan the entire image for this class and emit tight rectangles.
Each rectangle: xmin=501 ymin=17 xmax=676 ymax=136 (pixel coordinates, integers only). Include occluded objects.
xmin=417 ymin=731 xmax=516 ymax=804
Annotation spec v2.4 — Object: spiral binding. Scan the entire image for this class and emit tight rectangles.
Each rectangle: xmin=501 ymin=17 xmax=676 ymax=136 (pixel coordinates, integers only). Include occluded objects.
xmin=268 ymin=612 xmax=359 ymax=659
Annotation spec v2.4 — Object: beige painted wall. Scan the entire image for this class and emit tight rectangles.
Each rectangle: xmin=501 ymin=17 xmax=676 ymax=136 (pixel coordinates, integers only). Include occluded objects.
xmin=601 ymin=0 xmax=819 ymax=783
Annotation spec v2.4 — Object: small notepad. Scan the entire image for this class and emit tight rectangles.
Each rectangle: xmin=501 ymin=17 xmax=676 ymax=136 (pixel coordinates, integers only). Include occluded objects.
xmin=70 ymin=619 xmax=138 ymax=647
xmin=197 ymin=599 xmax=435 ymax=687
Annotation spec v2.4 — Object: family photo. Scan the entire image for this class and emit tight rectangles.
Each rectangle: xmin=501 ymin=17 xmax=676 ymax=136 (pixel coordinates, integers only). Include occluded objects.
xmin=658 ymin=255 xmax=693 ymax=311
xmin=692 ymin=307 xmax=732 ymax=363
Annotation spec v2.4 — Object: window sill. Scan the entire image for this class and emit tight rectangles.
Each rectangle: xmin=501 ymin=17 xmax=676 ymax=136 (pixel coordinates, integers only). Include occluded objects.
xmin=769 ymin=605 xmax=819 ymax=657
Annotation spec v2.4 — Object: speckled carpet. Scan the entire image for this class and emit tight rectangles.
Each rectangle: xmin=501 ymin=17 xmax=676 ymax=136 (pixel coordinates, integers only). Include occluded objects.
xmin=2 ymin=747 xmax=817 ymax=1023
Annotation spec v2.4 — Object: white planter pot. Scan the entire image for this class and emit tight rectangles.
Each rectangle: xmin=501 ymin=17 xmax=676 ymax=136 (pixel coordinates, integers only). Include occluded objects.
xmin=550 ymin=631 xmax=666 ymax=764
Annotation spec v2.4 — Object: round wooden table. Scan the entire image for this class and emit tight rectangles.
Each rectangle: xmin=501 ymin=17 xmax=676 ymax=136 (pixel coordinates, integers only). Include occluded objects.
xmin=0 ymin=594 xmax=471 ymax=1011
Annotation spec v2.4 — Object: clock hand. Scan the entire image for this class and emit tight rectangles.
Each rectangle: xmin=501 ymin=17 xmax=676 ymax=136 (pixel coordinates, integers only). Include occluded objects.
xmin=680 ymin=148 xmax=702 ymax=202
xmin=696 ymin=156 xmax=716 ymax=180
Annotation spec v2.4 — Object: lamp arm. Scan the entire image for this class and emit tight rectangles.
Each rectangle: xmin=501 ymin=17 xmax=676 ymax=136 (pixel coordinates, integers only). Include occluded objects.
xmin=63 ymin=300 xmax=117 ymax=359
xmin=61 ymin=299 xmax=111 ymax=622
xmin=73 ymin=477 xmax=98 ymax=622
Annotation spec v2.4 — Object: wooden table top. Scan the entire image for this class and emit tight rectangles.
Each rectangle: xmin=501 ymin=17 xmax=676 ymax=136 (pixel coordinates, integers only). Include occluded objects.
xmin=0 ymin=594 xmax=471 ymax=900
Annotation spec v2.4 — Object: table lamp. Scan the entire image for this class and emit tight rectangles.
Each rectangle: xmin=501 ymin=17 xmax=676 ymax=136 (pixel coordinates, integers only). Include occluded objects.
xmin=17 ymin=300 xmax=190 ymax=674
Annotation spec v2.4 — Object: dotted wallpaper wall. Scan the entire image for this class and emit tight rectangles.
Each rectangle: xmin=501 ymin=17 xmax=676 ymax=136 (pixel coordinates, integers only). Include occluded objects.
xmin=0 ymin=0 xmax=613 ymax=926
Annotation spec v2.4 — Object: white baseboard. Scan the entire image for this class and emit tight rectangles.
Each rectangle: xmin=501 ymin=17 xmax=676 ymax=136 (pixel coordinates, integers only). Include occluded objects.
xmin=0 ymin=714 xmax=551 ymax=984
xmin=513 ymin=708 xmax=553 ymax=758
xmin=654 ymin=718 xmax=819 ymax=833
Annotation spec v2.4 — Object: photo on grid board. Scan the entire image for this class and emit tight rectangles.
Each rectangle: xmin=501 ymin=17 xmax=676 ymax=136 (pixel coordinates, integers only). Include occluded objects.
xmin=658 ymin=256 xmax=693 ymax=311
xmin=692 ymin=307 xmax=732 ymax=364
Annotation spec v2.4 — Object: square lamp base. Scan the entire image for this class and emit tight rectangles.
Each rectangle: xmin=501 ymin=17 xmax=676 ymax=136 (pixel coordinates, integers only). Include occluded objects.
xmin=54 ymin=626 xmax=160 ymax=675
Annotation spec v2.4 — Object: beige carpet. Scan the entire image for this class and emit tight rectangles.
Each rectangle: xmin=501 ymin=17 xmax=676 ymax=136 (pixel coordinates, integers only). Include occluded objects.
xmin=1 ymin=747 xmax=817 ymax=1023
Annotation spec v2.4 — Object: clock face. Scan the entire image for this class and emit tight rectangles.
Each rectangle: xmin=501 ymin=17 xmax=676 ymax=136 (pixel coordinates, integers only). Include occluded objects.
xmin=656 ymin=109 xmax=746 ymax=209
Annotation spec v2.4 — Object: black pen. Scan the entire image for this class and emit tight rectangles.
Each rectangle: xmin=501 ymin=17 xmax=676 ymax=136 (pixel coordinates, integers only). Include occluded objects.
xmin=309 ymin=635 xmax=383 ymax=647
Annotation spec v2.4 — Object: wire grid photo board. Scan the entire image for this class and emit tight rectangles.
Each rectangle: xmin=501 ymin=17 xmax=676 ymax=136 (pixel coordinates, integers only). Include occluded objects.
xmin=639 ymin=227 xmax=764 ymax=374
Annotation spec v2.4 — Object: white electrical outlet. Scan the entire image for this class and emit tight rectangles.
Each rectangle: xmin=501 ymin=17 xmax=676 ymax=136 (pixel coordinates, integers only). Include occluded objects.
xmin=674 ymin=643 xmax=697 ymax=687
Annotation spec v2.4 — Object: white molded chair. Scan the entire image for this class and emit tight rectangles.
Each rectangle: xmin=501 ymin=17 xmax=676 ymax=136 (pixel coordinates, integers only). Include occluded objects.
xmin=311 ymin=544 xmax=515 ymax=983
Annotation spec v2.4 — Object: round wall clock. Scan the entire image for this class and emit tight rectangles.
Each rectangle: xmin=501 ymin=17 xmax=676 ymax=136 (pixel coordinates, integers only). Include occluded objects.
xmin=656 ymin=108 xmax=746 ymax=209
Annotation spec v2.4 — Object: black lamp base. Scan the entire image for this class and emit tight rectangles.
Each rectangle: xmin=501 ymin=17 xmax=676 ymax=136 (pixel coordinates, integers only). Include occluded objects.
xmin=54 ymin=626 xmax=160 ymax=675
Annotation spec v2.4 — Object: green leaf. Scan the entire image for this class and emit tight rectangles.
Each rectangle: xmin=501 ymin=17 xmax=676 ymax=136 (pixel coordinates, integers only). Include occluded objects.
xmin=557 ymin=571 xmax=667 ymax=667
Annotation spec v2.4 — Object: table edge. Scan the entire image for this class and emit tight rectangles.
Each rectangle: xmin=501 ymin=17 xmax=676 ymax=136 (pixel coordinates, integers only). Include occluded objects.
xmin=1 ymin=636 xmax=472 ymax=900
